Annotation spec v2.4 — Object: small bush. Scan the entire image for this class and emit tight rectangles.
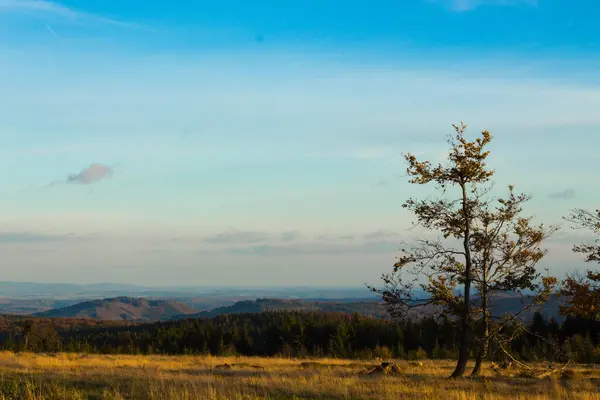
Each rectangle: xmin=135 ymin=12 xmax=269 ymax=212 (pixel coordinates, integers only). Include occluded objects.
xmin=408 ymin=347 xmax=428 ymax=361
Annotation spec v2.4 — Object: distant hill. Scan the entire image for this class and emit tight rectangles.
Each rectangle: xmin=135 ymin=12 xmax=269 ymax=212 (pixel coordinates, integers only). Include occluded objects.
xmin=34 ymin=297 xmax=198 ymax=321
xmin=401 ymin=292 xmax=565 ymax=322
xmin=29 ymin=291 xmax=566 ymax=323
xmin=172 ymin=298 xmax=390 ymax=320
xmin=170 ymin=293 xmax=564 ymax=322
xmin=487 ymin=292 xmax=565 ymax=322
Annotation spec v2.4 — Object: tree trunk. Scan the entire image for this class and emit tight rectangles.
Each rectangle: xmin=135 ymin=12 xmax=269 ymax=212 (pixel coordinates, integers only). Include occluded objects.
xmin=471 ymin=341 xmax=488 ymax=375
xmin=472 ymin=270 xmax=489 ymax=376
xmin=471 ymin=324 xmax=489 ymax=376
xmin=451 ymin=183 xmax=473 ymax=378
xmin=451 ymin=320 xmax=470 ymax=378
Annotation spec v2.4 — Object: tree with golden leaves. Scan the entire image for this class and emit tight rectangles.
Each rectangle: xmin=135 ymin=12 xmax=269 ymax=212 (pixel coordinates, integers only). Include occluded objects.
xmin=560 ymin=208 xmax=600 ymax=320
xmin=371 ymin=123 xmax=557 ymax=378
xmin=468 ymin=187 xmax=557 ymax=376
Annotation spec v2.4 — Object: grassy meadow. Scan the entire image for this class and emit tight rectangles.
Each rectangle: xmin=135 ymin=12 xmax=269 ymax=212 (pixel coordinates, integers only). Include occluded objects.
xmin=0 ymin=353 xmax=597 ymax=399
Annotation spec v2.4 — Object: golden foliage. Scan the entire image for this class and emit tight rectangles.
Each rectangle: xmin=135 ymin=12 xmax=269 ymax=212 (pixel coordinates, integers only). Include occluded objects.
xmin=373 ymin=122 xmax=558 ymax=378
xmin=404 ymin=122 xmax=494 ymax=187
xmin=561 ymin=208 xmax=600 ymax=320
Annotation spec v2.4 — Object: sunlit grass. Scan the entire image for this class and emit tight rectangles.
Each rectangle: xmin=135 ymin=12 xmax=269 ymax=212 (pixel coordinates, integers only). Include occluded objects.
xmin=0 ymin=352 xmax=597 ymax=399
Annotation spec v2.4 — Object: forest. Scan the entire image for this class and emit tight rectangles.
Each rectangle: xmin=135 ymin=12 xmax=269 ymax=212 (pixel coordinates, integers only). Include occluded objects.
xmin=0 ymin=310 xmax=599 ymax=365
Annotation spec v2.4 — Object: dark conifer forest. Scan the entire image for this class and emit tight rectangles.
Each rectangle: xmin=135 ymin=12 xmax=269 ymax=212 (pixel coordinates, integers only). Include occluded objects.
xmin=1 ymin=311 xmax=599 ymax=364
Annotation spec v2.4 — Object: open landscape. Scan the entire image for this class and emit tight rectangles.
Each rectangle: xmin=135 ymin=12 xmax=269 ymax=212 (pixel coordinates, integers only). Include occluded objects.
xmin=1 ymin=353 xmax=599 ymax=400
xmin=3 ymin=0 xmax=600 ymax=398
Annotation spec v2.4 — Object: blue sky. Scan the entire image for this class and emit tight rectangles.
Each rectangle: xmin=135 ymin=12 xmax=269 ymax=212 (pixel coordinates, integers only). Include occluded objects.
xmin=0 ymin=0 xmax=598 ymax=286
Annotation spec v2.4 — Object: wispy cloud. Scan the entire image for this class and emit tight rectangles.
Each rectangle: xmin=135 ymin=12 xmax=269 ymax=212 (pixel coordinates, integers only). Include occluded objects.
xmin=44 ymin=23 xmax=59 ymax=38
xmin=202 ymin=230 xmax=305 ymax=245
xmin=0 ymin=0 xmax=142 ymax=28
xmin=0 ymin=231 xmax=84 ymax=243
xmin=55 ymin=163 xmax=114 ymax=185
xmin=203 ymin=230 xmax=273 ymax=245
xmin=219 ymin=240 xmax=400 ymax=256
xmin=371 ymin=179 xmax=389 ymax=188
xmin=316 ymin=233 xmax=355 ymax=241
xmin=280 ymin=231 xmax=303 ymax=242
xmin=548 ymin=188 xmax=576 ymax=200
xmin=432 ymin=0 xmax=537 ymax=12
xmin=0 ymin=0 xmax=78 ymax=18
xmin=363 ymin=230 xmax=402 ymax=241
xmin=199 ymin=230 xmax=403 ymax=255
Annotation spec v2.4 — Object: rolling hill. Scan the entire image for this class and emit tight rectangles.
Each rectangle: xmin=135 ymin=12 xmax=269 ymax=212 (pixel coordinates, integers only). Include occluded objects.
xmin=172 ymin=298 xmax=390 ymax=319
xmin=172 ymin=293 xmax=564 ymax=321
xmin=33 ymin=297 xmax=198 ymax=321
xmin=30 ymin=292 xmax=566 ymax=323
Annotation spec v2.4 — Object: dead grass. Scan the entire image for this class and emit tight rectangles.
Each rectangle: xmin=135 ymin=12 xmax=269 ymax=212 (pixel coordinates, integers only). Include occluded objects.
xmin=0 ymin=352 xmax=597 ymax=399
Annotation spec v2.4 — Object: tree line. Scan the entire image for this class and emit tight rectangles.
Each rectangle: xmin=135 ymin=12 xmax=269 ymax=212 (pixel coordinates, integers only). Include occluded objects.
xmin=1 ymin=311 xmax=600 ymax=364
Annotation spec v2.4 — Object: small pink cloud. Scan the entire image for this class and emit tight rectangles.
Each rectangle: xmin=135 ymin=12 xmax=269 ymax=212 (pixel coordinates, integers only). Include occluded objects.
xmin=66 ymin=163 xmax=114 ymax=185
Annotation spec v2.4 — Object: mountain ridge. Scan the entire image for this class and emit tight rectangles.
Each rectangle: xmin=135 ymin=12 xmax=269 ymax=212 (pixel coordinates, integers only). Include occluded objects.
xmin=33 ymin=296 xmax=198 ymax=321
xmin=28 ymin=292 xmax=566 ymax=322
xmin=172 ymin=298 xmax=389 ymax=320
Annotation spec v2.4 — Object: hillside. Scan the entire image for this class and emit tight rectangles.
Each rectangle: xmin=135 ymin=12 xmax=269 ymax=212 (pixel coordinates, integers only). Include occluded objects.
xmin=33 ymin=297 xmax=198 ymax=321
xmin=30 ymin=292 xmax=566 ymax=323
xmin=481 ymin=293 xmax=564 ymax=322
xmin=171 ymin=298 xmax=389 ymax=320
xmin=0 ymin=314 xmax=134 ymax=332
xmin=171 ymin=293 xmax=564 ymax=322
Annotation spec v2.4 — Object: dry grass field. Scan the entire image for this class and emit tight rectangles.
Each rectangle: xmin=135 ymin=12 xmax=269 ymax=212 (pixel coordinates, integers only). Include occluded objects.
xmin=0 ymin=352 xmax=598 ymax=399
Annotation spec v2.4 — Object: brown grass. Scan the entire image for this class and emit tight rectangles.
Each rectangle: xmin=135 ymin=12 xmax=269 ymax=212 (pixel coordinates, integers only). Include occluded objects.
xmin=0 ymin=352 xmax=598 ymax=399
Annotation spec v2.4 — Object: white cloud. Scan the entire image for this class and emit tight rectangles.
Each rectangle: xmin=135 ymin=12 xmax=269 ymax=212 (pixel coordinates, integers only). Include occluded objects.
xmin=0 ymin=231 xmax=85 ymax=243
xmin=0 ymin=0 xmax=75 ymax=16
xmin=0 ymin=0 xmax=141 ymax=28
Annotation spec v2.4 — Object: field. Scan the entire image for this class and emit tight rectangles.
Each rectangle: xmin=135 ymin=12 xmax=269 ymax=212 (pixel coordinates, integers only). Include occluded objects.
xmin=0 ymin=353 xmax=598 ymax=399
